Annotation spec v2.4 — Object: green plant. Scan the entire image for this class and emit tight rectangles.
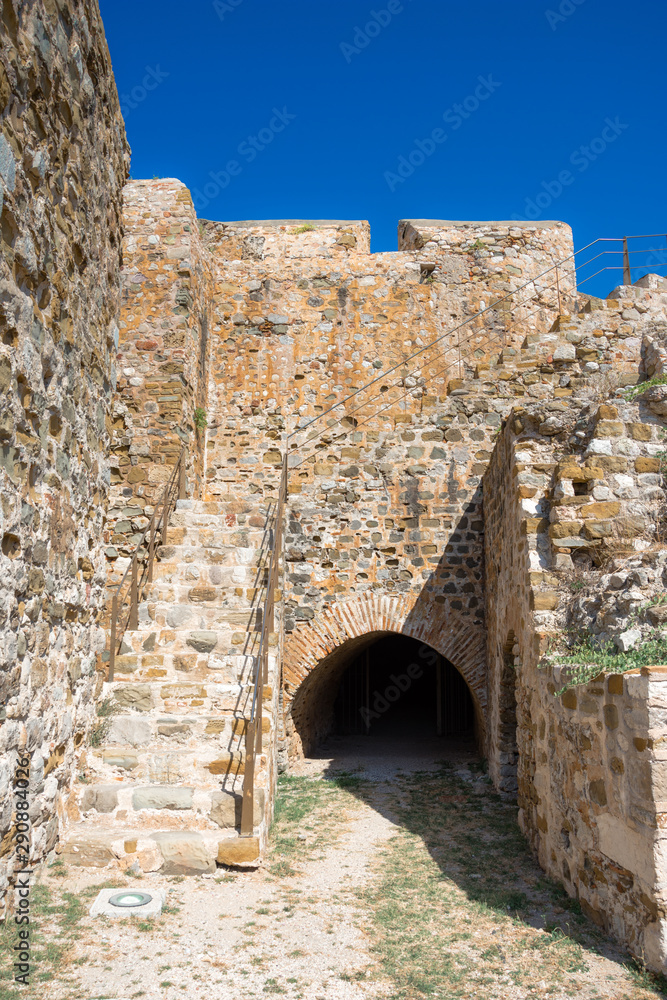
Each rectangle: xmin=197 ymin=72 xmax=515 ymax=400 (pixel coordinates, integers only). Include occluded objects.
xmin=290 ymin=224 xmax=315 ymax=234
xmin=469 ymin=238 xmax=486 ymax=251
xmin=551 ymin=630 xmax=667 ymax=694
xmin=194 ymin=406 xmax=208 ymax=430
xmin=89 ymin=695 xmax=119 ymax=746
xmin=621 ymin=373 xmax=667 ymax=400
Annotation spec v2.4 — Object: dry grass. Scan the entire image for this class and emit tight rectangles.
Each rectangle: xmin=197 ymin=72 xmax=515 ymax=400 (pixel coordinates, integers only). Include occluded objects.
xmin=357 ymin=763 xmax=667 ymax=1000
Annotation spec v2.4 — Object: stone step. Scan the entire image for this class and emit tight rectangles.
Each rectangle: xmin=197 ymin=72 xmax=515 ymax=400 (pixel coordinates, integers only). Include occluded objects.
xmin=118 ymin=625 xmax=265 ymax=658
xmin=111 ymin=650 xmax=259 ymax=684
xmin=156 ymin=546 xmax=266 ymax=570
xmin=175 ymin=498 xmax=275 ymax=516
xmin=146 ymin=572 xmax=266 ymax=601
xmin=159 ymin=526 xmax=270 ymax=547
xmin=144 ymin=604 xmax=263 ymax=632
xmin=59 ymin=821 xmax=263 ymax=872
xmin=106 ymin=675 xmax=273 ymax=715
xmin=90 ymin=713 xmax=272 ymax=756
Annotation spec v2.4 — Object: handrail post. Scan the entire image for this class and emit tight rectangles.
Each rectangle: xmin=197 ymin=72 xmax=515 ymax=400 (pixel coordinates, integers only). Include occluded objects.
xmin=623 ymin=237 xmax=632 ymax=285
xmin=128 ymin=556 xmax=139 ymax=631
xmin=240 ymin=721 xmax=256 ymax=836
xmin=163 ymin=493 xmax=169 ymax=547
xmin=555 ymin=264 xmax=562 ymax=314
xmin=109 ymin=594 xmax=118 ymax=682
xmin=179 ymin=448 xmax=187 ymax=500
xmin=256 ymin=666 xmax=263 ymax=753
xmin=147 ymin=517 xmax=155 ymax=583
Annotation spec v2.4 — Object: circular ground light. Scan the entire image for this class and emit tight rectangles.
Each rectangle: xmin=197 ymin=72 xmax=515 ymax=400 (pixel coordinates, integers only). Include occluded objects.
xmin=108 ymin=891 xmax=153 ymax=908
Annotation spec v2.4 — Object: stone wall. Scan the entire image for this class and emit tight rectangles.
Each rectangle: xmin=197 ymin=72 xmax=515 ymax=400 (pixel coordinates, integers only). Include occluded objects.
xmin=104 ymin=180 xmax=212 ymax=580
xmin=193 ymin=216 xmax=573 ymax=753
xmin=0 ymin=0 xmax=128 ymax=913
xmin=483 ymin=359 xmax=667 ymax=968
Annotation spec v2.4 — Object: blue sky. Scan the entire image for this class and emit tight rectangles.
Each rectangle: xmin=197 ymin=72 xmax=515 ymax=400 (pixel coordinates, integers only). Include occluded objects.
xmin=99 ymin=0 xmax=666 ymax=290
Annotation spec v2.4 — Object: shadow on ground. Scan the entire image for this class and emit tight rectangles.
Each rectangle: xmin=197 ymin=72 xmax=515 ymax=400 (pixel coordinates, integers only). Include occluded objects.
xmin=303 ymin=733 xmax=667 ymax=1000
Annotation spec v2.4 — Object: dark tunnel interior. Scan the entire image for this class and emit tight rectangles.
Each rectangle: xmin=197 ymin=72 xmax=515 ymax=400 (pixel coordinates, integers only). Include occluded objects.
xmin=333 ymin=634 xmax=475 ymax=739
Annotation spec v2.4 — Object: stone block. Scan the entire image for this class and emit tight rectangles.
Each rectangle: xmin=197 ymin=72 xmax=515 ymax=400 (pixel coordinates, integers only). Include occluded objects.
xmin=607 ymin=675 xmax=624 ymax=695
xmin=583 ymin=520 xmax=612 ymax=539
xmin=106 ymin=716 xmax=151 ymax=747
xmin=102 ymin=752 xmax=139 ymax=769
xmin=635 ymin=457 xmax=660 ymax=473
xmin=581 ymin=502 xmax=621 ymax=519
xmin=603 ymin=704 xmax=619 ymax=730
xmin=217 ymin=836 xmax=260 ymax=866
xmin=530 ymin=591 xmax=559 ymax=611
xmin=589 ymin=779 xmax=607 ymax=806
xmin=187 ymin=631 xmax=218 ymax=653
xmin=60 ymin=839 xmax=115 ymax=868
xmin=594 ymin=421 xmax=624 ymax=438
xmin=549 ymin=521 xmax=582 ymax=539
xmin=627 ymin=423 xmax=652 ymax=441
xmin=561 ymin=690 xmax=577 ymax=710
xmin=81 ymin=786 xmax=118 ymax=813
xmin=132 ymin=786 xmax=194 ymax=811
xmin=210 ymin=788 xmax=265 ymax=828
xmin=587 ymin=456 xmax=627 ymax=473
xmin=151 ymin=832 xmax=216 ymax=875
xmin=113 ymin=684 xmax=152 ymax=712
xmin=207 ymin=754 xmax=245 ymax=775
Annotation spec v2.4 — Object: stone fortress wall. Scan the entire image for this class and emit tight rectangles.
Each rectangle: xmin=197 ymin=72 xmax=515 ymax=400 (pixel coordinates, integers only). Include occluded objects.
xmin=0 ymin=0 xmax=128 ymax=912
xmin=2 ymin=0 xmax=667 ymax=974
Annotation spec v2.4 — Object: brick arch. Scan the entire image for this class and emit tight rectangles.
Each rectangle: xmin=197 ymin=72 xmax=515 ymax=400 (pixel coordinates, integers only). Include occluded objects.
xmin=283 ymin=593 xmax=487 ymax=757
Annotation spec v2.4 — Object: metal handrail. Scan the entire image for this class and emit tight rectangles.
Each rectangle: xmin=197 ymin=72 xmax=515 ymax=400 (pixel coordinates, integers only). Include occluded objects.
xmin=108 ymin=446 xmax=187 ymax=681
xmin=285 ymin=235 xmax=667 ymax=467
xmin=240 ymin=455 xmax=287 ymax=837
xmin=225 ymin=232 xmax=666 ymax=835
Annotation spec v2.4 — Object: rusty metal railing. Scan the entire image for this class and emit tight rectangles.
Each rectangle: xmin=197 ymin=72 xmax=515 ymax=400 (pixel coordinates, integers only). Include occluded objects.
xmin=107 ymin=446 xmax=187 ymax=682
xmin=240 ymin=455 xmax=287 ymax=837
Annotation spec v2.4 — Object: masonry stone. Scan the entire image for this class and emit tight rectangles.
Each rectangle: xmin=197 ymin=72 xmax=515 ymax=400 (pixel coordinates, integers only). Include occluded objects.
xmin=2 ymin=1 xmax=667 ymax=978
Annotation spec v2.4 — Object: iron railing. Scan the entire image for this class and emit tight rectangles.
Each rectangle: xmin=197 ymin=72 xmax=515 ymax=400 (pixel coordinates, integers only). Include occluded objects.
xmin=108 ymin=446 xmax=188 ymax=681
xmin=104 ymin=232 xmax=666 ymax=834
xmin=240 ymin=455 xmax=287 ymax=836
xmin=286 ymin=234 xmax=667 ymax=468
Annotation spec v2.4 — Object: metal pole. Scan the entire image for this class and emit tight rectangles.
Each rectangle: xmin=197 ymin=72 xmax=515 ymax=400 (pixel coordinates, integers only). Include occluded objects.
xmin=555 ymin=264 xmax=562 ymax=315
xmin=147 ymin=517 xmax=155 ymax=583
xmin=240 ymin=721 xmax=255 ymax=836
xmin=129 ymin=556 xmax=139 ymax=631
xmin=436 ymin=657 xmax=443 ymax=737
xmin=109 ymin=594 xmax=118 ymax=682
xmin=623 ymin=237 xmax=632 ymax=285
xmin=179 ymin=449 xmax=187 ymax=499
xmin=365 ymin=648 xmax=370 ymax=734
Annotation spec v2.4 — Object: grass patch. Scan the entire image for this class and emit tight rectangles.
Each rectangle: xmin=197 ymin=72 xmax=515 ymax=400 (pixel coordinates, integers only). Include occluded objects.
xmin=550 ymin=631 xmax=667 ymax=693
xmin=359 ymin=765 xmax=664 ymax=1000
xmin=269 ymin=772 xmax=364 ymax=874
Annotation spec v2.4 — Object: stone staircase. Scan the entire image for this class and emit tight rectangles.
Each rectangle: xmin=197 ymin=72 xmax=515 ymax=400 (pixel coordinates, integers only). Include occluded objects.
xmin=60 ymin=498 xmax=280 ymax=875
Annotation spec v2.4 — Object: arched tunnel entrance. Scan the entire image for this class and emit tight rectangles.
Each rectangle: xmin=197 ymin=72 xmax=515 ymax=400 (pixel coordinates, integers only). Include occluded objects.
xmin=287 ymin=631 xmax=478 ymax=757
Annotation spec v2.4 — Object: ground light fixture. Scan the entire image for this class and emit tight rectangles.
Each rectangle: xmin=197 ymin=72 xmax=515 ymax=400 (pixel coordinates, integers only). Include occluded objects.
xmin=89 ymin=887 xmax=166 ymax=919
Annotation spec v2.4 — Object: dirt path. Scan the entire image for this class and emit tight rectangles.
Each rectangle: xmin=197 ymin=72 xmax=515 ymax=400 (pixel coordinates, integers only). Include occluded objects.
xmin=2 ymin=737 xmax=667 ymax=1000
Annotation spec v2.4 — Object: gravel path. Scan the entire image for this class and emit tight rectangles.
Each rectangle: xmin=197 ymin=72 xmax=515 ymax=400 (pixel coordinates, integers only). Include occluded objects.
xmin=26 ymin=736 xmax=667 ymax=1000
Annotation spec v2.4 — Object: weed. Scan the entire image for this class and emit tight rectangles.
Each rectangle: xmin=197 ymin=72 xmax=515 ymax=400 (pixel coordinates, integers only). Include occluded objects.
xmin=194 ymin=406 xmax=208 ymax=429
xmin=549 ymin=630 xmax=667 ymax=693
xmin=290 ymin=224 xmax=315 ymax=234
xmin=621 ymin=373 xmax=667 ymax=401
